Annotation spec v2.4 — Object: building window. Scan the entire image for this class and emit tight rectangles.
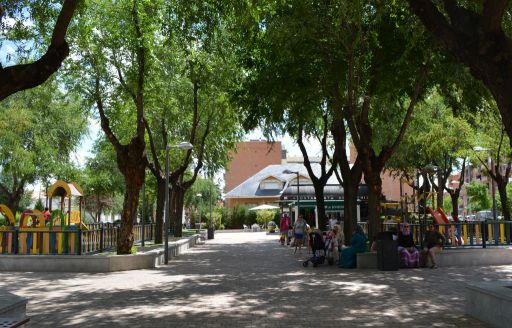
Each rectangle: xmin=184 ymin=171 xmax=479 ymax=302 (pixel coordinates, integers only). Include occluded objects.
xmin=260 ymin=180 xmax=283 ymax=190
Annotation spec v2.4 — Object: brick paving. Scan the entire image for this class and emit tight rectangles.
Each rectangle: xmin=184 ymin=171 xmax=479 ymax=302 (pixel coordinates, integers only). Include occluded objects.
xmin=2 ymin=231 xmax=511 ymax=327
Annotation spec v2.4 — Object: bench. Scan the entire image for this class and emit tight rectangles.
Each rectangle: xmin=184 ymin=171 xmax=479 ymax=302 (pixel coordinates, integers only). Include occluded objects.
xmin=0 ymin=317 xmax=29 ymax=328
xmin=357 ymin=248 xmax=512 ymax=269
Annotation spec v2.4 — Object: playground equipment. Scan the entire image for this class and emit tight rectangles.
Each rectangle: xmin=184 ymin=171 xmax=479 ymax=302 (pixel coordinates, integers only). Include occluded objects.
xmin=47 ymin=180 xmax=84 ymax=227
xmin=5 ymin=180 xmax=85 ymax=254
xmin=0 ymin=204 xmax=15 ymax=229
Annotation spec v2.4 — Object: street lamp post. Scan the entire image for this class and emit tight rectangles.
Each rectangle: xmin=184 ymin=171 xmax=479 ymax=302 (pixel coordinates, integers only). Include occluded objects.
xmin=208 ymin=175 xmax=214 ymax=239
xmin=283 ymin=169 xmax=300 ymax=224
xmin=164 ymin=141 xmax=193 ymax=265
xmin=196 ymin=193 xmax=202 ymax=233
xmin=141 ymin=179 xmax=146 ymax=247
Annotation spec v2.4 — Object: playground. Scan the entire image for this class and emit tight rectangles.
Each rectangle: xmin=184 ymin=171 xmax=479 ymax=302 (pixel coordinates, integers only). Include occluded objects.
xmin=0 ymin=180 xmax=155 ymax=256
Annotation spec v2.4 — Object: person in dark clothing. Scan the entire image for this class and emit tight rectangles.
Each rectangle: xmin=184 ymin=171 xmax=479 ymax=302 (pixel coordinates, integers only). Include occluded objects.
xmin=422 ymin=224 xmax=445 ymax=269
xmin=397 ymin=223 xmax=419 ymax=268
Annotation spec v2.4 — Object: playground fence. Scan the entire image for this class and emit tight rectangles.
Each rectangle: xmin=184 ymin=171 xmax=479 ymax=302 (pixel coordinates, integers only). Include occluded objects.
xmin=0 ymin=223 xmax=156 ymax=255
xmin=377 ymin=221 xmax=512 ymax=248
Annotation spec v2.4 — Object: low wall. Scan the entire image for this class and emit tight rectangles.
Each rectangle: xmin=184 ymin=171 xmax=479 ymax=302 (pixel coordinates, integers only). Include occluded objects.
xmin=357 ymin=248 xmax=512 ymax=269
xmin=0 ymin=235 xmax=199 ymax=273
xmin=466 ymin=281 xmax=512 ymax=328
xmin=0 ymin=290 xmax=28 ymax=321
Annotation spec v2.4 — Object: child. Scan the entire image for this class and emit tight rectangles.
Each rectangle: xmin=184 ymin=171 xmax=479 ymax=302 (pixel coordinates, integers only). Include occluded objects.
xmin=287 ymin=226 xmax=293 ymax=246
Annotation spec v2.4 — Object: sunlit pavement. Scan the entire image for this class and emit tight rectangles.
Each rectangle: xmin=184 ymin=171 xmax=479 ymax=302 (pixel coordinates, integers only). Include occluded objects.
xmin=2 ymin=232 xmax=509 ymax=327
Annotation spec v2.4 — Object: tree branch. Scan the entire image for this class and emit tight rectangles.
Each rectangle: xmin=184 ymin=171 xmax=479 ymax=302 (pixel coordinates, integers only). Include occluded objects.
xmin=407 ymin=0 xmax=461 ymax=53
xmin=112 ymin=53 xmax=136 ymax=102
xmin=0 ymin=0 xmax=79 ymax=100
xmin=481 ymin=0 xmax=508 ymax=32
xmin=92 ymin=57 xmax=122 ymax=151
xmin=143 ymin=117 xmax=162 ymax=177
xmin=132 ymin=0 xmax=146 ymax=139
xmin=381 ymin=65 xmax=429 ymax=163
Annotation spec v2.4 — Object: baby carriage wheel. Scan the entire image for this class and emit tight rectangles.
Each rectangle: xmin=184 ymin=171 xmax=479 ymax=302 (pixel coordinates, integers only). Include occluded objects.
xmin=328 ymin=258 xmax=334 ymax=266
xmin=303 ymin=261 xmax=309 ymax=267
xmin=313 ymin=261 xmax=318 ymax=267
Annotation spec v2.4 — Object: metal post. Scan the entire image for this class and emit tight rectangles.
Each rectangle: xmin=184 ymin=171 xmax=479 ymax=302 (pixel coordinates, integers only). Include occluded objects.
xmin=491 ymin=157 xmax=497 ymax=221
xmin=296 ymin=172 xmax=300 ymax=224
xmin=164 ymin=145 xmax=171 ymax=264
xmin=141 ymin=181 xmax=146 ymax=247
xmin=100 ymin=224 xmax=104 ymax=253
xmin=482 ymin=221 xmax=487 ymax=248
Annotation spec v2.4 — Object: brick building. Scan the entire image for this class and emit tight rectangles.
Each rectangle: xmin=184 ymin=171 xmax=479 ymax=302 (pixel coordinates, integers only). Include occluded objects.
xmin=224 ymin=140 xmax=283 ymax=197
xmin=224 ymin=141 xmax=411 ymax=214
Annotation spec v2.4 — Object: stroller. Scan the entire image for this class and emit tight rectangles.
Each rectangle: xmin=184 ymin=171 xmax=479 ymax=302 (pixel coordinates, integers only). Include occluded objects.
xmin=303 ymin=231 xmax=333 ymax=267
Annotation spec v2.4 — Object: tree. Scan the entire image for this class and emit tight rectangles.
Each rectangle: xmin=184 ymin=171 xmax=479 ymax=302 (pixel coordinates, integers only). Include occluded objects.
xmin=472 ymin=110 xmax=512 ymax=220
xmin=0 ymin=79 xmax=86 ymax=214
xmin=388 ymin=93 xmax=473 ymax=221
xmin=70 ymin=0 xmax=155 ymax=254
xmin=407 ymin=1 xmax=512 ymax=150
xmin=327 ymin=2 xmax=434 ymax=238
xmin=0 ymin=0 xmax=79 ymax=100
xmin=81 ymin=138 xmax=124 ymax=222
xmin=144 ymin=3 xmax=241 ymax=240
xmin=184 ymin=176 xmax=221 ymax=228
xmin=466 ymin=181 xmax=491 ymax=213
xmin=234 ymin=0 xmax=359 ymax=237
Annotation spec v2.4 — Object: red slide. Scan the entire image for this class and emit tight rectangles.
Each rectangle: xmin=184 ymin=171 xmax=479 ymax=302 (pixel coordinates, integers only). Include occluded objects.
xmin=427 ymin=207 xmax=450 ymax=225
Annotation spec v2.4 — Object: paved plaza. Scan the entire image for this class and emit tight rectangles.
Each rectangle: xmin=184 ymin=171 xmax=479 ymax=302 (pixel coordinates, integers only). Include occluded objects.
xmin=2 ymin=232 xmax=511 ymax=327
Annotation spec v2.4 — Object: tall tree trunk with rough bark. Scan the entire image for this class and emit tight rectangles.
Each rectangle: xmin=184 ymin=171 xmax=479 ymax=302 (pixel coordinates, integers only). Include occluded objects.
xmin=115 ymin=140 xmax=147 ymax=254
xmin=496 ymin=177 xmax=510 ymax=221
xmin=154 ymin=178 xmax=166 ymax=244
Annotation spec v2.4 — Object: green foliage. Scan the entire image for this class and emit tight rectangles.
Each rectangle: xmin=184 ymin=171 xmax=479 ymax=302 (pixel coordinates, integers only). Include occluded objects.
xmin=80 ymin=138 xmax=124 ymax=220
xmin=387 ymin=92 xmax=473 ymax=178
xmin=0 ymin=79 xmax=87 ymax=211
xmin=255 ymin=210 xmax=277 ymax=227
xmin=34 ymin=199 xmax=45 ymax=211
xmin=443 ymin=196 xmax=453 ymax=215
xmin=466 ymin=182 xmax=491 ymax=213
xmin=228 ymin=205 xmax=256 ymax=229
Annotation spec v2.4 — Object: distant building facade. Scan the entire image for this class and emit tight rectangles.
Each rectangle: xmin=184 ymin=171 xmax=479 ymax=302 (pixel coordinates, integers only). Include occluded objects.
xmin=224 ymin=141 xmax=283 ymax=197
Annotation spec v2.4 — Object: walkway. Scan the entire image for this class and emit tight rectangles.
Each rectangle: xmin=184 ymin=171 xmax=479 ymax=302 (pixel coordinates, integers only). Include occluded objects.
xmin=2 ymin=231 xmax=510 ymax=327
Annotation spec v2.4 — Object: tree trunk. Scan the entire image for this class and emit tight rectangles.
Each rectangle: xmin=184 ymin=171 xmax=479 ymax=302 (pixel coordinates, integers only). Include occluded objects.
xmin=365 ymin=172 xmax=383 ymax=241
xmin=365 ymin=179 xmax=382 ymax=238
xmin=154 ymin=178 xmax=165 ymax=244
xmin=170 ymin=187 xmax=185 ymax=238
xmin=314 ymin=188 xmax=328 ymax=230
xmin=496 ymin=179 xmax=510 ymax=221
xmin=450 ymin=193 xmax=459 ymax=221
xmin=116 ymin=141 xmax=146 ymax=254
xmin=174 ymin=189 xmax=186 ymax=237
xmin=343 ymin=181 xmax=359 ymax=246
xmin=5 ymin=182 xmax=25 ymax=215
xmin=117 ymin=182 xmax=140 ymax=254
xmin=437 ymin=174 xmax=446 ymax=210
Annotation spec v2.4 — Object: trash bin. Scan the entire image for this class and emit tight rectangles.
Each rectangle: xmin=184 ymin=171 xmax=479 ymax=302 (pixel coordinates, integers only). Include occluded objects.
xmin=207 ymin=227 xmax=214 ymax=239
xmin=195 ymin=223 xmax=201 ymax=233
xmin=377 ymin=232 xmax=399 ymax=271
